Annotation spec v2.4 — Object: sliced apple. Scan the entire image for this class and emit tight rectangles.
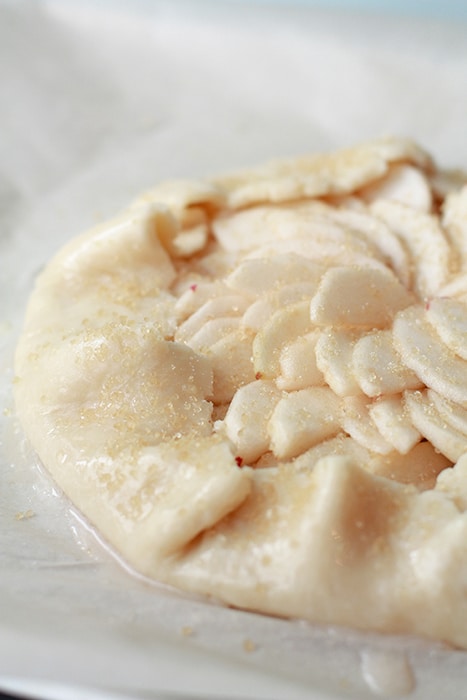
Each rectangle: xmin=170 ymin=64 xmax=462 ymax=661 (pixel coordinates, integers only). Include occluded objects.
xmin=369 ymin=394 xmax=421 ymax=454
xmin=315 ymin=328 xmax=361 ymax=396
xmin=353 ymin=329 xmax=422 ymax=397
xmin=405 ymin=389 xmax=467 ymax=462
xmin=268 ymin=387 xmax=341 ymax=460
xmin=393 ymin=305 xmax=467 ymax=407
xmin=342 ymin=396 xmax=393 ymax=455
xmin=222 ymin=380 xmax=281 ymax=464
xmin=371 ymin=200 xmax=451 ymax=299
xmin=277 ymin=330 xmax=324 ymax=391
xmin=310 ymin=266 xmax=413 ymax=328
xmin=252 ymin=300 xmax=315 ymax=378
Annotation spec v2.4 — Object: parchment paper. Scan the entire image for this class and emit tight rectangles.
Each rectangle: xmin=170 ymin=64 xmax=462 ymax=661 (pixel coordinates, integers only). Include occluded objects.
xmin=2 ymin=1 xmax=467 ymax=698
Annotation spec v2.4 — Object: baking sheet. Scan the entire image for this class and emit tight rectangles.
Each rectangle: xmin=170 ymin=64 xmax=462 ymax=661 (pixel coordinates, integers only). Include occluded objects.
xmin=2 ymin=1 xmax=467 ymax=698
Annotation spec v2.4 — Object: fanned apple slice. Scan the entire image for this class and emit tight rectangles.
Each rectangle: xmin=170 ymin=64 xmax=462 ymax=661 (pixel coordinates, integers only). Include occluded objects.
xmin=268 ymin=387 xmax=341 ymax=460
xmin=214 ymin=203 xmax=387 ymax=260
xmin=276 ymin=281 xmax=323 ymax=306
xmin=289 ymin=201 xmax=393 ymax=266
xmin=310 ymin=266 xmax=413 ymax=328
xmin=225 ymin=253 xmax=325 ymax=296
xmin=222 ymin=380 xmax=281 ymax=464
xmin=276 ymin=330 xmax=324 ymax=391
xmin=342 ymin=396 xmax=393 ymax=454
xmin=369 ymin=395 xmax=421 ymax=454
xmin=245 ymin=236 xmax=388 ymax=271
xmin=352 ymin=329 xmax=422 ymax=397
xmin=426 ymin=296 xmax=467 ymax=361
xmin=405 ymin=390 xmax=467 ymax=462
xmin=371 ymin=200 xmax=452 ymax=298
xmin=394 ymin=305 xmax=467 ymax=406
xmin=241 ymin=297 xmax=276 ymax=331
xmin=202 ymin=327 xmax=256 ymax=405
xmin=174 ymin=280 xmax=232 ymax=321
xmin=328 ymin=206 xmax=412 ymax=288
xmin=315 ymin=328 xmax=361 ymax=396
xmin=175 ymin=295 xmax=249 ymax=343
xmin=252 ymin=301 xmax=315 ymax=379
xmin=241 ymin=282 xmax=322 ymax=332
xmin=426 ymin=389 xmax=467 ymax=438
xmin=186 ymin=317 xmax=241 ymax=353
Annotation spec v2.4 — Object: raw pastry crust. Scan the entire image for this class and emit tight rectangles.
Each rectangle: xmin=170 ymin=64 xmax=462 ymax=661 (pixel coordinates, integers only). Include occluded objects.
xmin=15 ymin=137 xmax=467 ymax=647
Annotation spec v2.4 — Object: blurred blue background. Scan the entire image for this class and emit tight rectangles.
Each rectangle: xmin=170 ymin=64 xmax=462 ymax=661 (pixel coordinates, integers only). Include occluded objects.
xmin=83 ymin=0 xmax=467 ymax=22
xmin=225 ymin=0 xmax=467 ymax=20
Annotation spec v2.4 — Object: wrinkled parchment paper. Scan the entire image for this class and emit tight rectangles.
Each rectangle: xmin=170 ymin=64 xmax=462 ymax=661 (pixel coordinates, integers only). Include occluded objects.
xmin=2 ymin=1 xmax=467 ymax=698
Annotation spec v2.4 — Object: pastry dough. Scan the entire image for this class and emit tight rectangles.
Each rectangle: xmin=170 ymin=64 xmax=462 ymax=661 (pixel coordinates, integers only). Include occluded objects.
xmin=15 ymin=137 xmax=467 ymax=647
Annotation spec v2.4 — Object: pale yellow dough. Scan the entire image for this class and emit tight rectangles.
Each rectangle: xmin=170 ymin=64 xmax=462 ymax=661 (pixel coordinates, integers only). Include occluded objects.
xmin=15 ymin=137 xmax=467 ymax=647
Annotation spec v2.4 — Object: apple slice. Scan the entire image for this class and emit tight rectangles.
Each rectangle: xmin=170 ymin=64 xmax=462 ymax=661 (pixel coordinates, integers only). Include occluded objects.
xmin=175 ymin=295 xmax=249 ymax=343
xmin=310 ymin=266 xmax=413 ymax=328
xmin=252 ymin=300 xmax=315 ymax=378
xmin=277 ymin=330 xmax=324 ymax=391
xmin=315 ymin=328 xmax=361 ymax=396
xmin=353 ymin=329 xmax=422 ymax=397
xmin=369 ymin=395 xmax=421 ymax=454
xmin=222 ymin=380 xmax=281 ymax=464
xmin=342 ymin=396 xmax=393 ymax=455
xmin=268 ymin=387 xmax=341 ymax=460
xmin=371 ymin=200 xmax=451 ymax=299
xmin=393 ymin=305 xmax=467 ymax=407
xmin=405 ymin=390 xmax=467 ymax=462
xmin=426 ymin=296 xmax=467 ymax=361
